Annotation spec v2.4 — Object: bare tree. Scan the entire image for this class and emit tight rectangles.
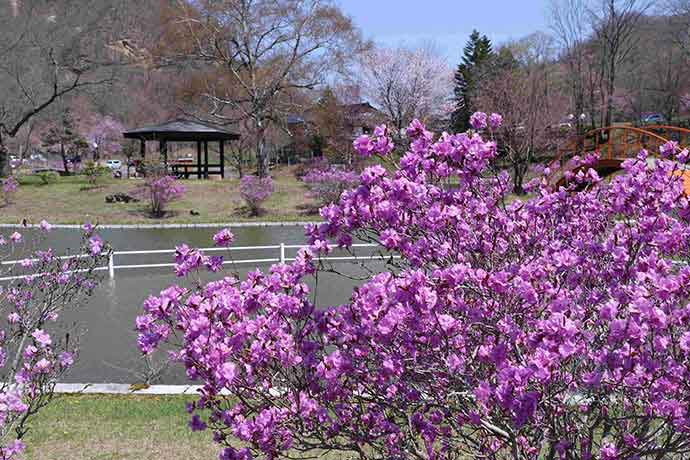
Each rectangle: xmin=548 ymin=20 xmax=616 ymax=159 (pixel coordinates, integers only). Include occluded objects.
xmin=159 ymin=0 xmax=367 ymax=177
xmin=357 ymin=45 xmax=454 ymax=136
xmin=618 ymin=15 xmax=690 ymax=121
xmin=0 ymin=0 xmax=125 ymax=176
xmin=588 ymin=0 xmax=654 ymax=127
xmin=550 ymin=0 xmax=594 ymax=133
xmin=551 ymin=0 xmax=653 ymax=130
xmin=475 ymin=35 xmax=568 ymax=194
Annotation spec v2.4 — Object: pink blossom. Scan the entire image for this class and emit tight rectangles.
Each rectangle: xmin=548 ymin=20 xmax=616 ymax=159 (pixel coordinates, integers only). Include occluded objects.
xmin=470 ymin=111 xmax=488 ymax=130
xmin=31 ymin=329 xmax=52 ymax=347
xmin=213 ymin=228 xmax=235 ymax=247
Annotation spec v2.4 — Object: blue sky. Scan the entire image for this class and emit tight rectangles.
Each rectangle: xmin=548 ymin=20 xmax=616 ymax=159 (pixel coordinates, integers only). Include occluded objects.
xmin=337 ymin=0 xmax=552 ymax=63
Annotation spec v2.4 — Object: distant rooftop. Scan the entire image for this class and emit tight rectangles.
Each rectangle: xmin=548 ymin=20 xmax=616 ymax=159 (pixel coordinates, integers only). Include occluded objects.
xmin=123 ymin=119 xmax=240 ymax=142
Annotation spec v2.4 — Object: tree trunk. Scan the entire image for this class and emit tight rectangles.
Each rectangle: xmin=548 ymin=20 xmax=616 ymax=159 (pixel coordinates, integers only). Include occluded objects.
xmin=255 ymin=119 xmax=268 ymax=178
xmin=0 ymin=132 xmax=8 ymax=178
xmin=60 ymin=143 xmax=71 ymax=175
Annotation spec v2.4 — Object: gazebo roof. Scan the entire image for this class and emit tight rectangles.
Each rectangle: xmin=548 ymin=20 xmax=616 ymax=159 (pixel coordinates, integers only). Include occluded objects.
xmin=123 ymin=119 xmax=240 ymax=142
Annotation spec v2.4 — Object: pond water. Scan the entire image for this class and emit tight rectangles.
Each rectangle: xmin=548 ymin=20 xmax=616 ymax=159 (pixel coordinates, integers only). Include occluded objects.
xmin=5 ymin=226 xmax=381 ymax=384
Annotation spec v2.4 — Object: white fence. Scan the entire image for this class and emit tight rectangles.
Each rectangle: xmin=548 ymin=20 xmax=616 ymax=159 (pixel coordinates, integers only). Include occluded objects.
xmin=0 ymin=243 xmax=393 ymax=281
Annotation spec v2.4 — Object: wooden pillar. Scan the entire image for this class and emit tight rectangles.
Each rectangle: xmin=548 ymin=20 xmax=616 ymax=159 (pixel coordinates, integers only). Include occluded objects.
xmin=196 ymin=141 xmax=202 ymax=179
xmin=159 ymin=140 xmax=168 ymax=166
xmin=219 ymin=140 xmax=225 ymax=179
xmin=204 ymin=141 xmax=209 ymax=179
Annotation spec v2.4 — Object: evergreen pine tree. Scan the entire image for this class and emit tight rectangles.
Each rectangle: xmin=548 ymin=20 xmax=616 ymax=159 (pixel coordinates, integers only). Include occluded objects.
xmin=452 ymin=30 xmax=494 ymax=132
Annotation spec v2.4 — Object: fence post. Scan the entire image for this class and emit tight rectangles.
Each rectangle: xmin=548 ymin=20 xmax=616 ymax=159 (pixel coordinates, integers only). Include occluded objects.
xmin=108 ymin=252 xmax=115 ymax=279
xmin=280 ymin=243 xmax=285 ymax=264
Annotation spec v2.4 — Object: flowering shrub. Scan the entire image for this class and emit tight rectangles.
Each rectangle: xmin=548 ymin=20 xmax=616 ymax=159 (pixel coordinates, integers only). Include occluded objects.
xmin=0 ymin=223 xmax=109 ymax=459
xmin=1 ymin=177 xmax=17 ymax=205
xmin=137 ymin=114 xmax=690 ymax=460
xmin=239 ymin=175 xmax=273 ymax=216
xmin=302 ymin=166 xmax=359 ymax=208
xmin=293 ymin=157 xmax=329 ymax=180
xmin=135 ymin=175 xmax=185 ymax=218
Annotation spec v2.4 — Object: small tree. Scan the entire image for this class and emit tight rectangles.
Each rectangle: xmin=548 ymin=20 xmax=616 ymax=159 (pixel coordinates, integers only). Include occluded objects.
xmin=81 ymin=161 xmax=109 ymax=187
xmin=0 ymin=224 xmax=108 ymax=458
xmin=239 ymin=175 xmax=274 ymax=216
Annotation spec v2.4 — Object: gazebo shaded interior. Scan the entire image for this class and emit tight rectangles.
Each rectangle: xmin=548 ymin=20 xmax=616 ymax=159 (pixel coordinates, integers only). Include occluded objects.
xmin=123 ymin=119 xmax=239 ymax=179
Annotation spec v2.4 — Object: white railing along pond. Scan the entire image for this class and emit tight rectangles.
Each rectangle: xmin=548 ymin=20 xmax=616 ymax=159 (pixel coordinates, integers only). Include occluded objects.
xmin=0 ymin=243 xmax=394 ymax=281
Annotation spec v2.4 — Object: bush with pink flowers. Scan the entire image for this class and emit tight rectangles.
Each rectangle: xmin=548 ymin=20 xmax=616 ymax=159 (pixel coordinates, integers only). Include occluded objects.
xmin=239 ymin=175 xmax=274 ymax=216
xmin=0 ymin=223 xmax=109 ymax=459
xmin=138 ymin=113 xmax=690 ymax=460
xmin=302 ymin=166 xmax=359 ymax=209
xmin=135 ymin=174 xmax=186 ymax=218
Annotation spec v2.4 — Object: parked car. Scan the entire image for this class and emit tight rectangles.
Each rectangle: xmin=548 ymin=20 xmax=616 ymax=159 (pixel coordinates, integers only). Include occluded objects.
xmin=105 ymin=159 xmax=122 ymax=170
xmin=641 ymin=112 xmax=666 ymax=125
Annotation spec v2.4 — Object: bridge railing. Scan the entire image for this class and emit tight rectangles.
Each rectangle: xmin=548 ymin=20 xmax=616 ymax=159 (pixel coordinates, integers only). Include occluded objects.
xmin=550 ymin=125 xmax=690 ymax=186
xmin=0 ymin=243 xmax=394 ymax=282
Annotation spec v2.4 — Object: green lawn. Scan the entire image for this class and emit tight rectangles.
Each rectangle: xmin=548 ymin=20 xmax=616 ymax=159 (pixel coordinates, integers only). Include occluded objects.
xmin=0 ymin=167 xmax=318 ymax=225
xmin=23 ymin=394 xmax=218 ymax=460
xmin=23 ymin=394 xmax=356 ymax=460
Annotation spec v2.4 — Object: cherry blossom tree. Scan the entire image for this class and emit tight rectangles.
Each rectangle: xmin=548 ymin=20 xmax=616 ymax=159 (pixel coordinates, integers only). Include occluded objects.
xmin=358 ymin=45 xmax=454 ymax=135
xmin=86 ymin=116 xmax=125 ymax=161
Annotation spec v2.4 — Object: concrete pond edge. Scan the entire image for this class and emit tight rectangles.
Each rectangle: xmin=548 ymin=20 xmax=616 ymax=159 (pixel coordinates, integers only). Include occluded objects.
xmin=54 ymin=383 xmax=209 ymax=395
xmin=0 ymin=221 xmax=321 ymax=229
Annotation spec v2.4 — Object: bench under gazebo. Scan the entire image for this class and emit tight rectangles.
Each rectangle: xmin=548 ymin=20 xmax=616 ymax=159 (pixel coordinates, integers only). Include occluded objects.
xmin=123 ymin=119 xmax=240 ymax=179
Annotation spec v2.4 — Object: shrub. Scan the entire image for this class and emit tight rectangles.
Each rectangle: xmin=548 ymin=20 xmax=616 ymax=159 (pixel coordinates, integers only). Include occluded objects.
xmin=302 ymin=166 xmax=359 ymax=208
xmin=239 ymin=175 xmax=273 ymax=216
xmin=82 ymin=161 xmax=109 ymax=186
xmin=1 ymin=176 xmax=18 ymax=205
xmin=0 ymin=223 xmax=108 ymax=458
xmin=138 ymin=117 xmax=690 ymax=460
xmin=293 ymin=157 xmax=329 ymax=179
xmin=35 ymin=171 xmax=59 ymax=185
xmin=135 ymin=174 xmax=185 ymax=218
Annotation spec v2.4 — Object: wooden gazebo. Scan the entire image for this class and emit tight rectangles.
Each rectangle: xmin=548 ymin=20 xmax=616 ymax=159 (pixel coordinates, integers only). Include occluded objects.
xmin=123 ymin=119 xmax=239 ymax=179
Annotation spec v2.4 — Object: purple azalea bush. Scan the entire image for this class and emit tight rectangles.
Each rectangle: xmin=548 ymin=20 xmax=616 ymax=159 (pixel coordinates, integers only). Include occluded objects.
xmin=137 ymin=114 xmax=690 ymax=459
xmin=0 ymin=223 xmax=109 ymax=459
xmin=302 ymin=165 xmax=359 ymax=209
xmin=1 ymin=177 xmax=18 ymax=206
xmin=239 ymin=175 xmax=274 ymax=216
xmin=136 ymin=175 xmax=186 ymax=218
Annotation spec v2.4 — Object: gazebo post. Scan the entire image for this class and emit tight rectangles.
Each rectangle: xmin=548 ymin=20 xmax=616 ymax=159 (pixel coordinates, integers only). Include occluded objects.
xmin=140 ymin=140 xmax=145 ymax=158
xmin=196 ymin=141 xmax=202 ymax=179
xmin=159 ymin=140 xmax=168 ymax=168
xmin=204 ymin=141 xmax=209 ymax=179
xmin=219 ymin=140 xmax=225 ymax=179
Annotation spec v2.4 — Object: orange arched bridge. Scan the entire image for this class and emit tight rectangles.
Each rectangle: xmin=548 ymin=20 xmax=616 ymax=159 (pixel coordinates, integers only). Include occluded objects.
xmin=550 ymin=125 xmax=690 ymax=187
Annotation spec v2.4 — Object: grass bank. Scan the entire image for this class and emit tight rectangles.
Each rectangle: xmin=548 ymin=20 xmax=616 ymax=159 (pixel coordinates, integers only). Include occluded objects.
xmin=0 ymin=167 xmax=317 ymax=225
xmin=24 ymin=394 xmax=217 ymax=460
xmin=24 ymin=394 xmax=356 ymax=460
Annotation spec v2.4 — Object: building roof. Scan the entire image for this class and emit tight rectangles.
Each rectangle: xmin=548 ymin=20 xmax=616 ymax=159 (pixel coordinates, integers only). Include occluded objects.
xmin=123 ymin=119 xmax=240 ymax=142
